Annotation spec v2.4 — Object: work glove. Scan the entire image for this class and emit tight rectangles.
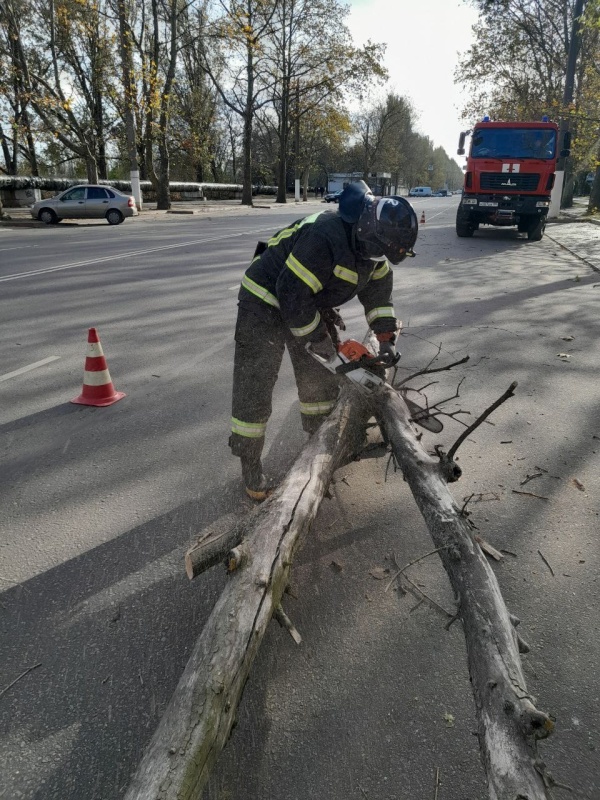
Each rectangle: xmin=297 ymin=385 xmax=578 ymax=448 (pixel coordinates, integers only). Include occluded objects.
xmin=376 ymin=333 xmax=400 ymax=366
xmin=310 ymin=332 xmax=337 ymax=361
xmin=378 ymin=340 xmax=398 ymax=365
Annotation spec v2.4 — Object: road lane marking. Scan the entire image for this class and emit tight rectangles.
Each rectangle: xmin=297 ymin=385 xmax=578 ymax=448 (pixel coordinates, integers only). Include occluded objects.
xmin=0 ymin=356 xmax=60 ymax=383
xmin=0 ymin=228 xmax=275 ymax=283
xmin=0 ymin=245 xmax=40 ymax=252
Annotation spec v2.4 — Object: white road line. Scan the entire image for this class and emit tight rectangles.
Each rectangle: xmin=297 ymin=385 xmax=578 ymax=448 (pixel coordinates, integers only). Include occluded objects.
xmin=0 ymin=227 xmax=275 ymax=283
xmin=0 ymin=356 xmax=61 ymax=383
xmin=0 ymin=245 xmax=40 ymax=252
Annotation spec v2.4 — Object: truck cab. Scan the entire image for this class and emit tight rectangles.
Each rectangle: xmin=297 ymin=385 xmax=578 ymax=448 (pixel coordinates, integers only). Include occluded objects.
xmin=455 ymin=118 xmax=569 ymax=242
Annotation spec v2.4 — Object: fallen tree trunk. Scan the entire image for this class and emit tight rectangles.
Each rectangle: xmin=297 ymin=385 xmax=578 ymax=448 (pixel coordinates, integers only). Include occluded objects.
xmin=374 ymin=385 xmax=555 ymax=800
xmin=185 ymin=513 xmax=244 ymax=579
xmin=123 ymin=386 xmax=369 ymax=800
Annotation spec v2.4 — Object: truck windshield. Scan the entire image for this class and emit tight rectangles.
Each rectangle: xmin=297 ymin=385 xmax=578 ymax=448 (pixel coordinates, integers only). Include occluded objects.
xmin=470 ymin=128 xmax=556 ymax=159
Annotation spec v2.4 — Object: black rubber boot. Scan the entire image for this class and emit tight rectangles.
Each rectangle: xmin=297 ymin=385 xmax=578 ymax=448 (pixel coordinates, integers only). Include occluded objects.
xmin=241 ymin=455 xmax=270 ymax=501
xmin=301 ymin=415 xmax=324 ymax=436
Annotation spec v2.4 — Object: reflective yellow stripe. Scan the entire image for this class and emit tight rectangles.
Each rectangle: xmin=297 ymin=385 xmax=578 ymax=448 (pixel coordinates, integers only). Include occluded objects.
xmin=231 ymin=417 xmax=267 ymax=438
xmin=371 ymin=261 xmax=390 ymax=280
xmin=290 ymin=311 xmax=321 ymax=337
xmin=241 ymin=275 xmax=280 ymax=308
xmin=286 ymin=253 xmax=323 ymax=293
xmin=267 ymin=212 xmax=322 ymax=247
xmin=366 ymin=306 xmax=395 ymax=324
xmin=299 ymin=400 xmax=336 ymax=415
xmin=333 ymin=265 xmax=358 ymax=284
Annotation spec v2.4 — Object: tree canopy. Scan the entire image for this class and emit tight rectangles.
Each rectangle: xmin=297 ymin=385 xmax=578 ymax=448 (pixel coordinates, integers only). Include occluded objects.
xmin=0 ymin=0 xmax=495 ymax=202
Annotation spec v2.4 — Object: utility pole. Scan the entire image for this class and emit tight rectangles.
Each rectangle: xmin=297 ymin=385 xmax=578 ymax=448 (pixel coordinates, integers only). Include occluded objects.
xmin=549 ymin=0 xmax=586 ymax=218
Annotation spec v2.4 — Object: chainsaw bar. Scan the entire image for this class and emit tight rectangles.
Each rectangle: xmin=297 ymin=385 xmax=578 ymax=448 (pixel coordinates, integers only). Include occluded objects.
xmin=402 ymin=397 xmax=444 ymax=433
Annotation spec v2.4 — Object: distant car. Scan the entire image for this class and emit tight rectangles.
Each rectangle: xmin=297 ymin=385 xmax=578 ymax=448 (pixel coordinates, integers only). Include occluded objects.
xmin=31 ymin=185 xmax=138 ymax=225
xmin=432 ymin=192 xmax=444 ymax=197
xmin=408 ymin=186 xmax=433 ymax=198
xmin=323 ymin=191 xmax=342 ymax=203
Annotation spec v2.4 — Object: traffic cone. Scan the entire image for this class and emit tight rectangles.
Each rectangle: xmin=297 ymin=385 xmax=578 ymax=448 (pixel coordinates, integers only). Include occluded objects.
xmin=71 ymin=327 xmax=126 ymax=407
xmin=420 ymin=211 xmax=426 ymax=225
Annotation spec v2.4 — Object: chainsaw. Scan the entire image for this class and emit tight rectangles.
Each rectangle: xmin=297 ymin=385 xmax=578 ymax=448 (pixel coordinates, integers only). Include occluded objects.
xmin=306 ymin=338 xmax=443 ymax=433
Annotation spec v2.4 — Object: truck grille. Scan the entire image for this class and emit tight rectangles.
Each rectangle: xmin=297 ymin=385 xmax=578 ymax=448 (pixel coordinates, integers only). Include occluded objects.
xmin=480 ymin=172 xmax=540 ymax=191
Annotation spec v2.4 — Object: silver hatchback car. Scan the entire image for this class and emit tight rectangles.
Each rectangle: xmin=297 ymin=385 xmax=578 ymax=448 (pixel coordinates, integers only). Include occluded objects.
xmin=31 ymin=184 xmax=138 ymax=225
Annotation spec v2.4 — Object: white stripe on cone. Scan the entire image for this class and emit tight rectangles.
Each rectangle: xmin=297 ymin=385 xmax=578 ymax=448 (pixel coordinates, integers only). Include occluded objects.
xmin=83 ymin=369 xmax=113 ymax=386
xmin=87 ymin=342 xmax=105 ymax=357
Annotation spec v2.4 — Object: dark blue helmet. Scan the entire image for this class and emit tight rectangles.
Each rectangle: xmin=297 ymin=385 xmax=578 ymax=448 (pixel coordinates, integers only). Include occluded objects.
xmin=356 ymin=195 xmax=418 ymax=264
xmin=338 ymin=180 xmax=374 ymax=223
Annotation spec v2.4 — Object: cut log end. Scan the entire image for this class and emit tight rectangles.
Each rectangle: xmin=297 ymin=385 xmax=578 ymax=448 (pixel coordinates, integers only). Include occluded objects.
xmin=184 ymin=553 xmax=194 ymax=581
xmin=438 ymin=454 xmax=462 ymax=483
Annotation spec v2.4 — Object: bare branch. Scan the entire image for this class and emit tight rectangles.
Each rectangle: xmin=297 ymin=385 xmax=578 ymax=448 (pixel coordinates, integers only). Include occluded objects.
xmin=446 ymin=382 xmax=518 ymax=463
xmin=395 ymin=355 xmax=470 ymax=389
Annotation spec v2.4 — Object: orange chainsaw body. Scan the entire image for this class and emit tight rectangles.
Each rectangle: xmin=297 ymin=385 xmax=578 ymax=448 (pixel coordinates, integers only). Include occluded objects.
xmin=337 ymin=339 xmax=372 ymax=362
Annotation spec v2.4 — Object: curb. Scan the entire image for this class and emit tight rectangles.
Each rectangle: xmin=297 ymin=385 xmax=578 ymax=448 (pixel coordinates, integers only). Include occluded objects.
xmin=549 ymin=215 xmax=600 ymax=226
xmin=0 ymin=218 xmax=48 ymax=228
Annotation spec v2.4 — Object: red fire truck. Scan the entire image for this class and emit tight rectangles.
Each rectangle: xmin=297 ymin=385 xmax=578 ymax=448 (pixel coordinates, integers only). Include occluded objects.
xmin=456 ymin=117 xmax=570 ymax=241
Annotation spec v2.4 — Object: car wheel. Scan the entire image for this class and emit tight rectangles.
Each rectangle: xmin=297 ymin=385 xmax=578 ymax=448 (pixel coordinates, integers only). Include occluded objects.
xmin=39 ymin=208 xmax=58 ymax=225
xmin=106 ymin=209 xmax=124 ymax=225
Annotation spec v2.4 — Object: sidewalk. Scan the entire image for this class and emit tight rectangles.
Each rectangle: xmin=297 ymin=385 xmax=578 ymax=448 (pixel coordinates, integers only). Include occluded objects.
xmin=550 ymin=196 xmax=600 ymax=225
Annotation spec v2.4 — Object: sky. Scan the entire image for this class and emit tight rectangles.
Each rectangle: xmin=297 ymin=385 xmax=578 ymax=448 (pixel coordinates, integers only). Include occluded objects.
xmin=346 ymin=0 xmax=481 ymax=165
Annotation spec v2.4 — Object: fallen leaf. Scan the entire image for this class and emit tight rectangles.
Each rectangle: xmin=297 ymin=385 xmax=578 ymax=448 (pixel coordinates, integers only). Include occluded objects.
xmin=572 ymin=478 xmax=585 ymax=492
xmin=561 ymin=336 xmax=575 ymax=341
xmin=330 ymin=560 xmax=343 ymax=573
xmin=443 ymin=712 xmax=455 ymax=727
xmin=556 ymin=353 xmax=571 ymax=359
xmin=368 ymin=567 xmax=390 ymax=580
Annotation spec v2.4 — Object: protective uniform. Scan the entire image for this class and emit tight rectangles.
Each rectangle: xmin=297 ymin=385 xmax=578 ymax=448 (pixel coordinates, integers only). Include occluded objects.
xmin=230 ymin=185 xmax=418 ymax=499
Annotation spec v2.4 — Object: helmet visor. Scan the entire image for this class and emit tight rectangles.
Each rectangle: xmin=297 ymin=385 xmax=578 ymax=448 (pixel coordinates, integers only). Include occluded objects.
xmin=356 ymin=196 xmax=418 ymax=264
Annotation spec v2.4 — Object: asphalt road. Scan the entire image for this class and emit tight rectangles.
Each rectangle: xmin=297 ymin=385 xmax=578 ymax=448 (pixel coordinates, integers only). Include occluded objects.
xmin=0 ymin=198 xmax=598 ymax=799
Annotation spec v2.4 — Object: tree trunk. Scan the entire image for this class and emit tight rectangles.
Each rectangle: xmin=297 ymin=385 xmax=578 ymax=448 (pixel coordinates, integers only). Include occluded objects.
xmin=116 ymin=0 xmax=142 ymax=208
xmin=374 ymin=386 xmax=555 ymax=799
xmin=156 ymin=138 xmax=171 ymax=209
xmin=276 ymin=86 xmax=288 ymax=204
xmin=86 ymin=157 xmax=99 ymax=184
xmin=241 ymin=111 xmax=253 ymax=205
xmin=23 ymin=111 xmax=38 ymax=175
xmin=123 ymin=387 xmax=369 ymax=800
xmin=94 ymin=92 xmax=107 ymax=180
xmin=125 ymin=370 xmax=559 ymax=800
xmin=588 ymin=156 xmax=600 ymax=213
xmin=275 ymin=1 xmax=289 ymax=204
xmin=241 ymin=33 xmax=254 ymax=207
xmin=0 ymin=122 xmax=12 ymax=174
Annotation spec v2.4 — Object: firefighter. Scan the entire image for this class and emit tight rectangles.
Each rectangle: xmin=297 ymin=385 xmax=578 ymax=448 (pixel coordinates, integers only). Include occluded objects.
xmin=230 ymin=181 xmax=419 ymax=500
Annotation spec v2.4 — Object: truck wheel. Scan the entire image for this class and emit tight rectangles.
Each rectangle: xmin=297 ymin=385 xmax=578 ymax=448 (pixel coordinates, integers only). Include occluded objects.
xmin=456 ymin=206 xmax=474 ymax=237
xmin=527 ymin=217 xmax=546 ymax=242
